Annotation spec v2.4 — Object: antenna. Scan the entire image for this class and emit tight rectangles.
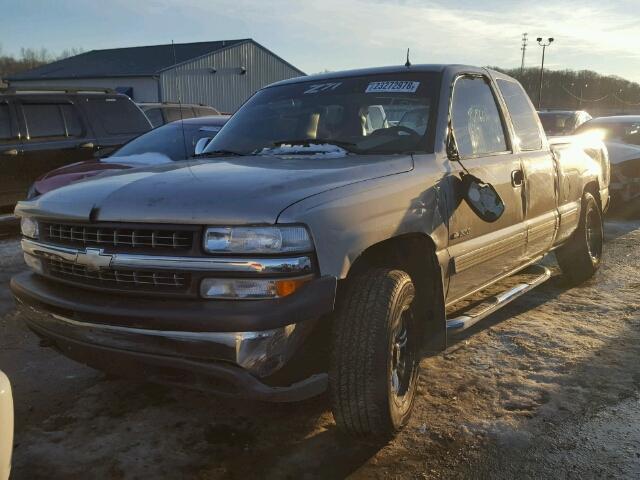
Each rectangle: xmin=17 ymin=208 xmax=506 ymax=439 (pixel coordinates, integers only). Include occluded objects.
xmin=171 ymin=40 xmax=189 ymax=159
xmin=405 ymin=48 xmax=412 ymax=68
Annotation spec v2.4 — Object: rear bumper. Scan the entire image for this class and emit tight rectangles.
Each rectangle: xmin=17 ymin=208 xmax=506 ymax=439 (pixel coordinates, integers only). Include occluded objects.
xmin=11 ymin=271 xmax=337 ymax=401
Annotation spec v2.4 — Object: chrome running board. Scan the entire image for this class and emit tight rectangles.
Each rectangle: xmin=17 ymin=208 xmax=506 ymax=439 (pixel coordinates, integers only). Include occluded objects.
xmin=446 ymin=264 xmax=551 ymax=333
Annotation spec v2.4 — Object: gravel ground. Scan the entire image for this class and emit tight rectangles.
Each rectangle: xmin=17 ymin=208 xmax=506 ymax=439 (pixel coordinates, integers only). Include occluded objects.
xmin=0 ymin=218 xmax=639 ymax=479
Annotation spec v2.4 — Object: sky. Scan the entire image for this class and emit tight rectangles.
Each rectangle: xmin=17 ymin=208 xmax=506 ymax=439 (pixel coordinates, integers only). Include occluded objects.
xmin=2 ymin=0 xmax=640 ymax=82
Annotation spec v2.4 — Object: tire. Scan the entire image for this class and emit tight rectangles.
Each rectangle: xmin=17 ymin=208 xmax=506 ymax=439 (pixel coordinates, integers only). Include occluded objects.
xmin=329 ymin=269 xmax=420 ymax=437
xmin=556 ymin=192 xmax=603 ymax=284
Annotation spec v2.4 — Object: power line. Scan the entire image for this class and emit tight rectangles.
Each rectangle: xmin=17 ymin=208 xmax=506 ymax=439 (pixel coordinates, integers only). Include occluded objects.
xmin=561 ymin=85 xmax=610 ymax=103
xmin=613 ymin=93 xmax=640 ymax=106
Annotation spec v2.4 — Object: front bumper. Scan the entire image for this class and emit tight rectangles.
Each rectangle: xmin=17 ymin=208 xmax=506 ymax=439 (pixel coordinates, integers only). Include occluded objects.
xmin=11 ymin=271 xmax=337 ymax=401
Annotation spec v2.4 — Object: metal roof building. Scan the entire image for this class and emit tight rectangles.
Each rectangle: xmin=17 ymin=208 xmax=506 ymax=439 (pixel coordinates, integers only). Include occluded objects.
xmin=6 ymin=39 xmax=305 ymax=112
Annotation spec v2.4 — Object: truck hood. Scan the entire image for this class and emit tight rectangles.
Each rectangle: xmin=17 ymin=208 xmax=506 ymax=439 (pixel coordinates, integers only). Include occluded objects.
xmin=17 ymin=154 xmax=414 ymax=224
xmin=33 ymin=153 xmax=175 ymax=196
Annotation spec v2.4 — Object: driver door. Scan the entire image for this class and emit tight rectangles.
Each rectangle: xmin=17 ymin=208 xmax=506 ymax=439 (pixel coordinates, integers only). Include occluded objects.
xmin=446 ymin=75 xmax=527 ymax=304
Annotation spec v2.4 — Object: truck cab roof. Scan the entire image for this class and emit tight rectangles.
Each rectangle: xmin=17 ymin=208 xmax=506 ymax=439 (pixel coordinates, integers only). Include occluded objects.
xmin=266 ymin=64 xmax=499 ymax=89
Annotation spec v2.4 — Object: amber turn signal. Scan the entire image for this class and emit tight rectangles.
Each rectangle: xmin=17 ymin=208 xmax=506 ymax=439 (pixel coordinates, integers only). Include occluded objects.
xmin=275 ymin=277 xmax=311 ymax=297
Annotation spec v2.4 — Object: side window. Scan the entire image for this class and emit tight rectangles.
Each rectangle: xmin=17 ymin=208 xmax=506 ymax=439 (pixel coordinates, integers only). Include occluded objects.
xmin=0 ymin=103 xmax=13 ymax=140
xmin=197 ymin=107 xmax=219 ymax=116
xmin=22 ymin=103 xmax=67 ymax=138
xmin=60 ymin=104 xmax=83 ymax=137
xmin=144 ymin=108 xmax=164 ymax=128
xmin=165 ymin=107 xmax=195 ymax=123
xmin=85 ymin=97 xmax=151 ymax=135
xmin=451 ymin=76 xmax=508 ymax=157
xmin=497 ymin=79 xmax=543 ymax=150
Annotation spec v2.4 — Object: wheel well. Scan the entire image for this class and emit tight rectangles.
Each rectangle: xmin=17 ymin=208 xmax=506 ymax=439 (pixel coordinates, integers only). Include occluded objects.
xmin=584 ymin=181 xmax=601 ymax=209
xmin=346 ymin=234 xmax=437 ymax=279
xmin=339 ymin=234 xmax=446 ymax=352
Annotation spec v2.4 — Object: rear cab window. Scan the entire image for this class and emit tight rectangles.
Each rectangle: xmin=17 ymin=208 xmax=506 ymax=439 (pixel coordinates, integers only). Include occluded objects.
xmin=497 ymin=79 xmax=543 ymax=151
xmin=85 ymin=97 xmax=151 ymax=135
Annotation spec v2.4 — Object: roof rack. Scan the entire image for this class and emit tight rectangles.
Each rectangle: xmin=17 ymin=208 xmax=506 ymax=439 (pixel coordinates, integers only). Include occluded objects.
xmin=0 ymin=86 xmax=116 ymax=94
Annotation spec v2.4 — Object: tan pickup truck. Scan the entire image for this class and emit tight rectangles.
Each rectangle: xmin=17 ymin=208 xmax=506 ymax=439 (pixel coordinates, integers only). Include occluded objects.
xmin=12 ymin=64 xmax=609 ymax=437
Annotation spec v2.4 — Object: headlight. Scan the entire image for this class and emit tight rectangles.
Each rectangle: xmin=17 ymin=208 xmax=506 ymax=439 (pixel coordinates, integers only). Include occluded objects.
xmin=20 ymin=217 xmax=39 ymax=239
xmin=200 ymin=277 xmax=311 ymax=299
xmin=204 ymin=226 xmax=313 ymax=254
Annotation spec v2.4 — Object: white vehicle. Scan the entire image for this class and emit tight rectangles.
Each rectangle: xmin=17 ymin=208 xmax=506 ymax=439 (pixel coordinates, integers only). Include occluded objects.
xmin=0 ymin=371 xmax=12 ymax=480
xmin=576 ymin=116 xmax=640 ymax=207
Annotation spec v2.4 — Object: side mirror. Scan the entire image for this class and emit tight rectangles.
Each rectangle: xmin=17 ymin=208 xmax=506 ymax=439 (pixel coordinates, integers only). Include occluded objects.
xmin=194 ymin=137 xmax=212 ymax=156
xmin=461 ymin=173 xmax=505 ymax=222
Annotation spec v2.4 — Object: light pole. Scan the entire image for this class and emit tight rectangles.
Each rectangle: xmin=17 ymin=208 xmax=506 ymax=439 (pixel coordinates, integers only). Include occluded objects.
xmin=536 ymin=37 xmax=554 ymax=109
xmin=579 ymin=83 xmax=588 ymax=109
xmin=520 ymin=33 xmax=528 ymax=74
xmin=619 ymin=88 xmax=625 ymax=113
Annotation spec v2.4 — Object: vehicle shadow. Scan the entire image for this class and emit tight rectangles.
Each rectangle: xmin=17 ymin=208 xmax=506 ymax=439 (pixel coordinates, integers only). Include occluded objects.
xmin=602 ymin=217 xmax=640 ymax=241
xmin=445 ymin=272 xmax=573 ymax=349
xmin=455 ymin=308 xmax=640 ymax=479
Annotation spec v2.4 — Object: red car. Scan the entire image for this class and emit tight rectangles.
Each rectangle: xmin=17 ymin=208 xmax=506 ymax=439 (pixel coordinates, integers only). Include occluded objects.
xmin=29 ymin=115 xmax=229 ymax=198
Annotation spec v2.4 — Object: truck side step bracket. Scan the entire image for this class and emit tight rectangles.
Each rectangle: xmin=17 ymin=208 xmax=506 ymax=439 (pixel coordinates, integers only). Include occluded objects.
xmin=446 ymin=264 xmax=551 ymax=333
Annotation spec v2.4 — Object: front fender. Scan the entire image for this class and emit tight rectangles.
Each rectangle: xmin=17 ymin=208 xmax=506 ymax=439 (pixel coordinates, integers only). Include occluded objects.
xmin=277 ymin=167 xmax=451 ymax=279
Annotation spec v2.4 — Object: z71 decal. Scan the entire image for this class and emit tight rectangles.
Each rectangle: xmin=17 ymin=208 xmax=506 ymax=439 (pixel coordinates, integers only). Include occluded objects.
xmin=365 ymin=81 xmax=420 ymax=93
xmin=303 ymin=82 xmax=342 ymax=94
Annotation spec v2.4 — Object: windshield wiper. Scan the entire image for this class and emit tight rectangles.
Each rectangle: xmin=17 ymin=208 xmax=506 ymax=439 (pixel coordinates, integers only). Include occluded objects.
xmin=270 ymin=138 xmax=358 ymax=152
xmin=192 ymin=149 xmax=246 ymax=158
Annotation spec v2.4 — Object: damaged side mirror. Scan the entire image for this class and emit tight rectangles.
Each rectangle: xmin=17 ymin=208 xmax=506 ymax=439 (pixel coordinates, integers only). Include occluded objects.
xmin=461 ymin=173 xmax=505 ymax=223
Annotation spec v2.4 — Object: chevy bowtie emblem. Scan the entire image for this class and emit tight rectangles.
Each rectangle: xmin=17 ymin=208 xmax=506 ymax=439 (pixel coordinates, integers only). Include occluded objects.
xmin=75 ymin=248 xmax=113 ymax=271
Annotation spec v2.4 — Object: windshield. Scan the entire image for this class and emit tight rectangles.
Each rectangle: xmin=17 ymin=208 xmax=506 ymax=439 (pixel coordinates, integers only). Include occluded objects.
xmin=204 ymin=72 xmax=439 ymax=156
xmin=576 ymin=120 xmax=640 ymax=145
xmin=111 ymin=122 xmax=225 ymax=160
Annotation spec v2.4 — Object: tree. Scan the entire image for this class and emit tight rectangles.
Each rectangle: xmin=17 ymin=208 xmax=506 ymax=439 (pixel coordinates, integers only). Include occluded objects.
xmin=0 ymin=45 xmax=84 ymax=82
xmin=491 ymin=66 xmax=640 ymax=115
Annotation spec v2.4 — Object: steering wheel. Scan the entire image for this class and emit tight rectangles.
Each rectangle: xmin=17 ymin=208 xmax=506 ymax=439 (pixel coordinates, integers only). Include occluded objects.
xmin=370 ymin=125 xmax=420 ymax=138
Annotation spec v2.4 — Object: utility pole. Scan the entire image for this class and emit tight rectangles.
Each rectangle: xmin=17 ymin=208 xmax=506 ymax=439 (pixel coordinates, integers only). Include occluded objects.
xmin=536 ymin=37 xmax=554 ymax=109
xmin=579 ymin=83 xmax=588 ymax=109
xmin=520 ymin=33 xmax=528 ymax=74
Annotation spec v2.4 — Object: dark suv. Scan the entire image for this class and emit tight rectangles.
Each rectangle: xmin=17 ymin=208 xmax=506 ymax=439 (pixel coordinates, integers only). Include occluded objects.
xmin=0 ymin=88 xmax=152 ymax=218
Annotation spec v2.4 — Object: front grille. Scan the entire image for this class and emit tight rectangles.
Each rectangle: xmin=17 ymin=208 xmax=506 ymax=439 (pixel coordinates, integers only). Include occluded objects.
xmin=46 ymin=258 xmax=189 ymax=292
xmin=42 ymin=223 xmax=194 ymax=251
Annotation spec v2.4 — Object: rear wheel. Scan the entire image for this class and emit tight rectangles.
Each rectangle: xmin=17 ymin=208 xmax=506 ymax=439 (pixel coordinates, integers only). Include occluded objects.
xmin=329 ymin=269 xmax=420 ymax=437
xmin=556 ymin=192 xmax=603 ymax=284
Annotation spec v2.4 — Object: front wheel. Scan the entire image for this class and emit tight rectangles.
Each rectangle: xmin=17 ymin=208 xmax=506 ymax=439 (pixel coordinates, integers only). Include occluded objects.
xmin=556 ymin=192 xmax=603 ymax=284
xmin=329 ymin=269 xmax=420 ymax=437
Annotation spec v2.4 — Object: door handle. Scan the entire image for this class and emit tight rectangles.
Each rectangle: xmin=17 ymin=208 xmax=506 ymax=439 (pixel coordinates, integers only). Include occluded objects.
xmin=79 ymin=142 xmax=95 ymax=149
xmin=2 ymin=148 xmax=19 ymax=156
xmin=511 ymin=169 xmax=524 ymax=187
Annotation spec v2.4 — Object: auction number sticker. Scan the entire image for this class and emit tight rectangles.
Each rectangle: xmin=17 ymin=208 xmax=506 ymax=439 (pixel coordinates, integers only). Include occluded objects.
xmin=365 ymin=81 xmax=420 ymax=93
